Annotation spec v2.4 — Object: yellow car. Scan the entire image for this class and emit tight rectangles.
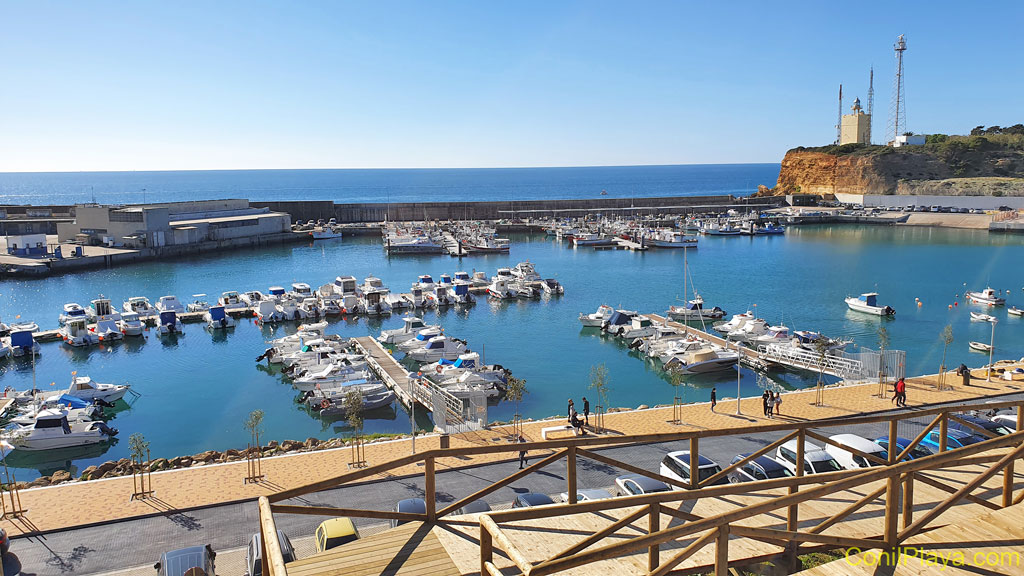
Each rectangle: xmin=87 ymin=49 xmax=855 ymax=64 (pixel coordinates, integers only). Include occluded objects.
xmin=314 ymin=518 xmax=360 ymax=553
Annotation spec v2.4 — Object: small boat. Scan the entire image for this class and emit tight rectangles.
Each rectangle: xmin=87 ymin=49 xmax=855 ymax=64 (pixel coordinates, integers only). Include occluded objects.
xmin=602 ymin=310 xmax=640 ymax=336
xmin=664 ymin=343 xmax=740 ymax=374
xmin=119 ymin=312 xmax=144 ymax=336
xmin=433 ymin=284 xmax=456 ymax=307
xmin=713 ymin=311 xmax=753 ymax=334
xmin=970 ymin=311 xmax=996 ymax=323
xmin=239 ymin=291 xmax=265 ymax=307
xmin=5 ymin=329 xmax=40 ymax=356
xmin=541 ymin=278 xmax=564 ymax=295
xmin=728 ymin=318 xmax=768 ymax=343
xmin=845 ymin=293 xmax=896 ymax=316
xmin=1009 ymin=306 xmax=1023 ymax=317
xmin=969 ymin=341 xmax=993 ymax=353
xmin=187 ymin=294 xmax=211 ymax=313
xmin=66 ymin=375 xmax=131 ymax=403
xmin=405 ymin=335 xmax=468 ymax=363
xmin=452 ymin=281 xmax=475 ymax=305
xmin=792 ymin=331 xmax=851 ymax=353
xmin=619 ymin=316 xmax=657 ymax=339
xmin=511 ymin=262 xmax=542 ymax=283
xmin=289 ymin=283 xmax=314 ymax=301
xmin=487 ymin=277 xmax=518 ymax=300
xmin=667 ymin=296 xmax=725 ymax=321
xmin=123 ymin=296 xmax=156 ymax=317
xmin=579 ymin=305 xmax=613 ymax=327
xmin=397 ymin=327 xmax=444 ymax=351
xmin=361 ymin=290 xmax=392 ymax=316
xmin=646 ymin=230 xmax=698 ymax=248
xmin=310 ymin=225 xmax=343 ymax=240
xmin=378 ymin=316 xmax=437 ymax=345
xmin=205 ymin=305 xmax=237 ymax=330
xmin=0 ymin=409 xmax=116 ymax=451
xmin=219 ymin=291 xmax=248 ymax=310
xmin=155 ymin=295 xmax=185 ymax=313
xmin=60 ymin=318 xmax=100 ymax=347
xmin=571 ymin=233 xmax=613 ymax=247
xmin=966 ymin=287 xmax=1005 ymax=306
xmin=156 ymin=311 xmax=184 ymax=335
xmin=755 ymin=223 xmax=786 ymax=235
xmin=60 ymin=303 xmax=88 ymax=326
xmin=414 ymin=274 xmax=436 ymax=292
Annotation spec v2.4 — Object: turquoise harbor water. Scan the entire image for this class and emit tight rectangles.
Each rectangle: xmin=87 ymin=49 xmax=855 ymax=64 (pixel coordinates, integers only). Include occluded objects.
xmin=1 ymin=225 xmax=1023 ymax=479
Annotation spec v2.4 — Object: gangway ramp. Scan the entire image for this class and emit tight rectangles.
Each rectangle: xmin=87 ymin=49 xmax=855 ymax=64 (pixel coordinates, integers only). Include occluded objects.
xmin=759 ymin=343 xmax=863 ymax=379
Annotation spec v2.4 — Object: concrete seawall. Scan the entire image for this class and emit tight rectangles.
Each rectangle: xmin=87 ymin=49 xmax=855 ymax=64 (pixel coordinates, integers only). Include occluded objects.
xmin=251 ymin=195 xmax=779 ymax=224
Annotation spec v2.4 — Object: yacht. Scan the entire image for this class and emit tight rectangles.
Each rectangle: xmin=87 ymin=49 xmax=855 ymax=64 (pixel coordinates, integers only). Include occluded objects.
xmin=713 ymin=311 xmax=754 ymax=334
xmin=667 ymin=296 xmax=725 ymax=321
xmin=60 ymin=318 xmax=100 ymax=347
xmin=219 ymin=291 xmax=247 ymax=310
xmin=511 ymin=261 xmax=542 ymax=283
xmin=749 ymin=325 xmax=791 ymax=347
xmin=966 ymin=287 xmax=1006 ymax=306
xmin=205 ymin=305 xmax=237 ymax=330
xmin=123 ymin=296 xmax=156 ymax=317
xmin=845 ymin=293 xmax=896 ymax=316
xmin=187 ymin=294 xmax=211 ymax=313
xmin=155 ymin=295 xmax=185 ymax=314
xmin=579 ymin=304 xmax=614 ymax=327
xmin=664 ymin=344 xmax=740 ymax=375
xmin=66 ymin=375 xmax=131 ymax=403
xmin=405 ymin=335 xmax=468 ymax=363
xmin=60 ymin=303 xmax=88 ymax=326
xmin=119 ymin=311 xmax=144 ymax=336
xmin=541 ymin=278 xmax=564 ymax=295
xmin=0 ymin=410 xmax=115 ymax=451
xmin=397 ymin=327 xmax=445 ymax=351
xmin=487 ymin=277 xmax=518 ymax=299
xmin=728 ymin=318 xmax=768 ymax=343
xmin=378 ymin=316 xmax=437 ymax=345
xmin=156 ymin=310 xmax=184 ymax=335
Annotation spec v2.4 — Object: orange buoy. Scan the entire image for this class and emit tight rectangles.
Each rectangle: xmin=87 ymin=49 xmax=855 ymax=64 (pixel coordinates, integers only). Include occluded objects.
xmin=948 ymin=304 xmax=953 ymax=309
xmin=917 ymin=301 xmax=923 ymax=307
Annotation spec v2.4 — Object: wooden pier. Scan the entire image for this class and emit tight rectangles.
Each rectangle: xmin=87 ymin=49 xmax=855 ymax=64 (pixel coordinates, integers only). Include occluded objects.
xmin=353 ymin=336 xmax=426 ymax=411
xmin=612 ymin=237 xmax=648 ymax=251
xmin=440 ymin=232 xmax=465 ymax=257
xmin=647 ymin=314 xmax=758 ymax=361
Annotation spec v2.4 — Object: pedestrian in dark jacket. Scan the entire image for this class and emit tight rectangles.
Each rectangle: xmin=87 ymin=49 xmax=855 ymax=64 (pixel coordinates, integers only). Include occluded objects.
xmin=762 ymin=390 xmax=771 ymax=417
xmin=567 ymin=399 xmax=575 ymax=423
xmin=957 ymin=364 xmax=971 ymax=387
xmin=710 ymin=388 xmax=717 ymax=412
xmin=518 ymin=435 xmax=528 ymax=469
xmin=582 ymin=397 xmax=590 ymax=426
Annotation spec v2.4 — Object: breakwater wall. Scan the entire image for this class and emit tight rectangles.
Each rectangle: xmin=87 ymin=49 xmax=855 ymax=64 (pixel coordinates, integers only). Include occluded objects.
xmin=251 ymin=195 xmax=780 ymax=224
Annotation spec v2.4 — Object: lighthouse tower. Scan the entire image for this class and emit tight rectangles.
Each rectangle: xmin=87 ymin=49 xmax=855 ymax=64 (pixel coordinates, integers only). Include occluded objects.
xmin=840 ymin=98 xmax=871 ymax=145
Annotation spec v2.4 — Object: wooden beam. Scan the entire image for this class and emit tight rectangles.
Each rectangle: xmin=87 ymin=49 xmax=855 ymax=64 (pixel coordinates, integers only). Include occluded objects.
xmin=939 ymin=413 xmax=948 ymax=452
xmin=646 ymin=529 xmax=719 ymax=576
xmin=896 ymin=413 xmax=943 ymax=463
xmin=898 ymin=441 xmax=1024 ymax=541
xmin=269 ymin=504 xmax=426 ymax=522
xmin=787 ymin=429 xmax=804 ymax=532
xmin=567 ymin=446 xmax=578 ymax=506
xmin=699 ymin=431 xmax=797 ymax=488
xmin=268 ymin=451 xmax=426 ymax=502
xmin=912 ymin=472 xmax=1001 ymax=511
xmin=902 ymin=472 xmax=914 ymax=529
xmin=258 ymin=497 xmax=288 ymax=576
xmin=425 ymin=456 xmax=436 ymax=522
xmin=482 ymin=561 xmax=502 ymax=576
xmin=550 ymin=506 xmax=649 ymax=561
xmin=576 ymin=447 xmax=692 ymax=490
xmin=805 ymin=430 xmax=888 ymax=467
xmin=480 ymin=526 xmax=493 ymax=576
xmin=649 ymin=503 xmax=660 ymax=571
xmin=690 ymin=437 xmax=699 ymax=490
xmin=731 ymin=525 xmax=885 ymax=550
xmin=948 ymin=414 xmax=1000 ymax=439
xmin=714 ymin=525 xmax=729 ymax=576
xmin=436 ymin=449 xmax=567 ymax=518
xmin=659 ymin=504 xmax=702 ymax=523
xmin=479 ymin=514 xmax=534 ymax=575
xmin=888 ymin=419 xmax=899 ymax=464
xmin=808 ymin=484 xmax=886 ymax=535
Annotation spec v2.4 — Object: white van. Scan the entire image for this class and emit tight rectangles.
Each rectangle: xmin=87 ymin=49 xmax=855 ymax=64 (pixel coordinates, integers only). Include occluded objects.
xmin=775 ymin=439 xmax=843 ymax=475
xmin=823 ymin=434 xmax=889 ymax=470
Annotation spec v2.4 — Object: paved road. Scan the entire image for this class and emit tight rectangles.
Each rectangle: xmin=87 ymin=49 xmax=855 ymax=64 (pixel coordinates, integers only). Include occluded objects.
xmin=7 ymin=395 xmax=1017 ymax=576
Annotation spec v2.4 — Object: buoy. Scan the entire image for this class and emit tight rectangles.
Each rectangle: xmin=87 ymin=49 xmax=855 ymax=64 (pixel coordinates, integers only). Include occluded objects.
xmin=915 ymin=297 xmax=920 ymax=301
xmin=954 ymin=301 xmax=958 ymax=307
xmin=917 ymin=301 xmax=923 ymax=307
xmin=948 ymin=304 xmax=953 ymax=309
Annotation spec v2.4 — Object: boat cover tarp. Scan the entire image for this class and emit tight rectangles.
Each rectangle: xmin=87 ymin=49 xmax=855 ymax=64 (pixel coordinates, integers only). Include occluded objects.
xmin=10 ymin=330 xmax=34 ymax=348
xmin=452 ymin=357 xmax=475 ymax=369
xmin=209 ymin=306 xmax=226 ymax=321
xmin=57 ymin=394 xmax=89 ymax=408
xmin=159 ymin=311 xmax=177 ymax=325
xmin=606 ymin=311 xmax=632 ymax=326
xmin=454 ymin=284 xmax=469 ymax=295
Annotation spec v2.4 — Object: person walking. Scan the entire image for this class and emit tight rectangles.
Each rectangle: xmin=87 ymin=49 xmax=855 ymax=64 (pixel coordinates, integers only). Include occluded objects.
xmin=773 ymin=391 xmax=782 ymax=416
xmin=582 ymin=396 xmax=590 ymax=427
xmin=710 ymin=387 xmax=717 ymax=412
xmin=891 ymin=380 xmax=900 ymax=404
xmin=958 ymin=363 xmax=971 ymax=387
xmin=518 ymin=435 xmax=528 ymax=469
xmin=766 ymin=391 xmax=774 ymax=418
xmin=567 ymin=399 xmax=575 ymax=424
xmin=761 ymin=390 xmax=771 ymax=417
xmin=896 ymin=377 xmax=907 ymax=407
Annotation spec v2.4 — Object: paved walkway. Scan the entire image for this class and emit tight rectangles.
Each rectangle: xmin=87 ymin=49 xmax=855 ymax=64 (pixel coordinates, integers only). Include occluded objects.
xmin=2 ymin=366 xmax=1022 ymax=537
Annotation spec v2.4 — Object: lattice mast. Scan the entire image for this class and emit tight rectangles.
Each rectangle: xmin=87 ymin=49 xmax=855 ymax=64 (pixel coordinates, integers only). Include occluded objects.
xmin=866 ymin=67 xmax=874 ymax=144
xmin=888 ymin=35 xmax=907 ymax=143
xmin=835 ymin=84 xmax=843 ymax=145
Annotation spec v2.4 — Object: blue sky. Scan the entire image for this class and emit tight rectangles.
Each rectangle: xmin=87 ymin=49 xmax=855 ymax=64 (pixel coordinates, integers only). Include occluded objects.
xmin=1 ymin=1 xmax=1021 ymax=171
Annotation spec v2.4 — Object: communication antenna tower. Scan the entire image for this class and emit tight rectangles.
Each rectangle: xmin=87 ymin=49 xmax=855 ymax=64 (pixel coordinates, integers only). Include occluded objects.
xmin=887 ymin=35 xmax=907 ymax=143
xmin=835 ymin=84 xmax=843 ymax=144
xmin=866 ymin=67 xmax=874 ymax=144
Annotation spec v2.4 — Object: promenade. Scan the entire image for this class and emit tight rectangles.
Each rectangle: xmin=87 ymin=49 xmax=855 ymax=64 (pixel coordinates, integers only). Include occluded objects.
xmin=2 ymin=365 xmax=1021 ymax=538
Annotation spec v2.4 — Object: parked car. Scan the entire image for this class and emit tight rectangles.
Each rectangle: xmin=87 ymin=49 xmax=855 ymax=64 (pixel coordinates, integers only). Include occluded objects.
xmin=245 ymin=531 xmax=295 ymax=576
xmin=990 ymin=412 xmax=1019 ymax=430
xmin=775 ymin=439 xmax=843 ymax=475
xmin=315 ymin=518 xmax=360 ymax=552
xmin=391 ymin=498 xmax=427 ymax=528
xmin=454 ymin=500 xmax=491 ymax=515
xmin=824 ymin=434 xmax=889 ymax=469
xmin=615 ymin=473 xmax=671 ymax=496
xmin=660 ymin=451 xmax=728 ymax=487
xmin=726 ymin=454 xmax=794 ymax=483
xmin=950 ymin=414 xmax=1015 ymax=437
xmin=155 ymin=545 xmax=216 ymax=576
xmin=874 ymin=436 xmax=933 ymax=461
xmin=512 ymin=493 xmax=555 ymax=508
xmin=921 ymin=428 xmax=987 ymax=452
xmin=560 ymin=488 xmax=615 ymax=503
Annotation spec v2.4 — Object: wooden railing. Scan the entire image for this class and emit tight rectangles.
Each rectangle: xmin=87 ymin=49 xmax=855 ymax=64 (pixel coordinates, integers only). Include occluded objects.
xmin=257 ymin=398 xmax=1024 ymax=576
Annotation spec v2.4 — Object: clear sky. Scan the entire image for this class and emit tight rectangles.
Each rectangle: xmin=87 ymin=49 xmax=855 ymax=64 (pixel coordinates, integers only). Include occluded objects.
xmin=1 ymin=1 xmax=1021 ymax=172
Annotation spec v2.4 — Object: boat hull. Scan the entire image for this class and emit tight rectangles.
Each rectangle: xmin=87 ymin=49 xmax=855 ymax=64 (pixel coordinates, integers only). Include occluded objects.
xmin=845 ymin=299 xmax=895 ymax=316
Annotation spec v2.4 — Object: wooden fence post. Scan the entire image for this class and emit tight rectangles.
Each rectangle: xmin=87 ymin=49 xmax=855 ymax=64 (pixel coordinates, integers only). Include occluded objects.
xmin=714 ymin=524 xmax=729 ymax=576
xmin=567 ymin=446 xmax=577 ymax=505
xmin=425 ymin=456 xmax=436 ymax=522
xmin=689 ymin=437 xmax=699 ymax=490
xmin=648 ymin=503 xmax=660 ymax=571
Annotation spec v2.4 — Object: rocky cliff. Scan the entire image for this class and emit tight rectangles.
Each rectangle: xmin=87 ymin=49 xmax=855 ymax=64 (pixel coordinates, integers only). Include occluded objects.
xmin=762 ymin=138 xmax=1024 ymax=197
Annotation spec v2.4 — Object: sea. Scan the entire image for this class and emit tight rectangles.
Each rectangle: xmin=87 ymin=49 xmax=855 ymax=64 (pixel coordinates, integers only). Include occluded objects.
xmin=1 ymin=164 xmax=1023 ymax=480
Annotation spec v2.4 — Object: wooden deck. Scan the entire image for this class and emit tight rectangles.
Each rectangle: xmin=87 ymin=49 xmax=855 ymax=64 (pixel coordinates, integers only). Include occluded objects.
xmin=285 ymin=522 xmax=460 ymax=576
xmin=353 ymin=336 xmax=420 ymax=410
xmin=647 ymin=313 xmax=758 ymax=359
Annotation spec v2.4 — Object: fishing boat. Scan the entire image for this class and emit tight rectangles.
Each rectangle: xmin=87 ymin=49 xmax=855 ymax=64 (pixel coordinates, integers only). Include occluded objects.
xmin=701 ymin=222 xmax=741 ymax=236
xmin=969 ymin=341 xmax=993 ymax=353
xmin=123 ymin=296 xmax=156 ymax=317
xmin=405 ymin=335 xmax=468 ymax=363
xmin=571 ymin=233 xmax=613 ymax=247
xmin=755 ymin=223 xmax=786 ymax=235
xmin=667 ymin=296 xmax=725 ymax=321
xmin=119 ymin=312 xmax=144 ymax=336
xmin=59 ymin=318 xmax=100 ymax=347
xmin=378 ymin=316 xmax=436 ymax=345
xmin=579 ymin=305 xmax=614 ymax=327
xmin=0 ymin=410 xmax=116 ymax=451
xmin=155 ymin=311 xmax=184 ymax=335
xmin=66 ymin=375 xmax=131 ymax=403
xmin=845 ymin=293 xmax=896 ymax=316
xmin=386 ymin=234 xmax=445 ymax=254
xmin=1009 ymin=306 xmax=1023 ymax=317
xmin=646 ymin=230 xmax=698 ymax=248
xmin=204 ymin=305 xmax=237 ymax=330
xmin=966 ymin=287 xmax=1005 ymax=306
xmin=219 ymin=291 xmax=248 ymax=310
xmin=187 ymin=294 xmax=211 ymax=313
xmin=155 ymin=295 xmax=185 ymax=313
xmin=310 ymin=225 xmax=343 ymax=240
xmin=89 ymin=297 xmax=123 ymax=342
xmin=970 ymin=311 xmax=996 ymax=323
xmin=452 ymin=280 xmax=475 ymax=304
xmin=60 ymin=302 xmax=88 ymax=325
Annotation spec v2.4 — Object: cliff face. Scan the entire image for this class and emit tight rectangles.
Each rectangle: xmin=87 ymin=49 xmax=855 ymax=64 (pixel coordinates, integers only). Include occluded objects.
xmin=767 ymin=143 xmax=1024 ymax=197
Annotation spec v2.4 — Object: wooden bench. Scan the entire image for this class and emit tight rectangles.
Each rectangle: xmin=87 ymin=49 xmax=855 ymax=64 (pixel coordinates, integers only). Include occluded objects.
xmin=541 ymin=424 xmax=577 ymax=440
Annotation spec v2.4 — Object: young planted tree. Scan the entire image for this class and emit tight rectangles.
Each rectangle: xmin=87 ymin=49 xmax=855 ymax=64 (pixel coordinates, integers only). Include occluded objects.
xmin=876 ymin=325 xmax=890 ymax=397
xmin=669 ymin=369 xmax=687 ymax=424
xmin=345 ymin=390 xmax=366 ymax=467
xmin=128 ymin=433 xmax=152 ymax=499
xmin=243 ymin=409 xmax=265 ymax=482
xmin=589 ymin=363 xmax=611 ymax=432
xmin=814 ymin=336 xmax=829 ymax=406
xmin=939 ymin=324 xmax=954 ymax=390
xmin=504 ymin=375 xmax=528 ymax=439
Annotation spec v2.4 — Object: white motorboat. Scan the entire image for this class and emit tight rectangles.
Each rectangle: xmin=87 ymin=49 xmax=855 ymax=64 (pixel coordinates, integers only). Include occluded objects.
xmin=361 ymin=290 xmax=392 ymax=316
xmin=298 ymin=297 xmax=323 ymax=320
xmin=90 ymin=297 xmax=123 ymax=342
xmin=701 ymin=222 xmax=741 ymax=236
xmin=1008 ymin=306 xmax=1023 ymax=317
xmin=966 ymin=287 xmax=1005 ymax=306
xmin=362 ymin=276 xmax=389 ymax=295
xmin=239 ymin=291 xmax=265 ymax=307
xmin=318 ymin=287 xmax=344 ymax=316
xmin=571 ymin=233 xmax=613 ymax=247
xmin=968 ymin=341 xmax=993 ymax=353
xmin=667 ymin=296 xmax=725 ymax=321
xmin=59 ymin=318 xmax=100 ymax=347
xmin=435 ymin=371 xmax=506 ymax=400
xmin=187 ymin=294 xmax=211 ymax=313
xmin=267 ymin=286 xmax=288 ymax=302
xmin=123 ymin=296 xmax=156 ymax=317
xmin=728 ymin=318 xmax=768 ymax=343
xmin=970 ymin=311 xmax=996 ymax=323
xmin=0 ymin=410 xmax=116 ymax=451
xmin=255 ymin=300 xmax=285 ymax=324
xmin=406 ymin=286 xmax=430 ymax=309
xmin=66 ymin=375 xmax=131 ymax=403
xmin=541 ymin=278 xmax=564 ymax=295
xmin=512 ymin=279 xmax=539 ymax=299
xmin=292 ymin=366 xmax=370 ymax=392
xmin=579 ymin=305 xmax=615 ymax=328
xmin=310 ymin=384 xmax=395 ymax=418
xmin=156 ymin=310 xmax=185 ymax=335
xmin=619 ymin=316 xmax=657 ymax=339
xmin=397 ymin=327 xmax=444 ymax=351
xmin=487 ymin=277 xmax=518 ymax=299
xmin=750 ymin=325 xmax=791 ymax=347
xmin=791 ymin=331 xmax=851 ymax=353
xmin=602 ymin=310 xmax=640 ymax=335
xmin=647 ymin=230 xmax=698 ymax=249
xmin=7 ymin=321 xmax=39 ymax=335
xmin=0 ymin=340 xmax=11 ymax=360
xmin=511 ymin=261 xmax=542 ymax=283
xmin=219 ymin=291 xmax=247 ymax=310
xmin=10 ymin=401 xmax=101 ymax=426
xmin=405 ymin=335 xmax=468 ymax=363
xmin=155 ymin=295 xmax=185 ymax=313
xmin=310 ymin=225 xmax=344 ymax=240
xmin=422 ymin=352 xmax=485 ymax=380
xmin=276 ymin=296 xmax=301 ymax=321
xmin=379 ymin=316 xmax=435 ymax=345
xmin=205 ymin=305 xmax=237 ymax=330
xmin=452 ymin=281 xmax=475 ymax=304
xmin=386 ymin=234 xmax=445 ymax=254
xmin=471 ymin=271 xmax=490 ymax=288
xmin=4 ymin=329 xmax=39 ymax=357
xmin=432 ymin=284 xmax=456 ymax=307
xmin=333 ymin=276 xmax=359 ymax=298
xmin=664 ymin=344 xmax=740 ymax=375
xmin=845 ymin=293 xmax=896 ymax=316
xmin=289 ymin=283 xmax=314 ymax=300
xmin=414 ymin=274 xmax=436 ymax=293
xmin=60 ymin=302 xmax=88 ymax=325
xmin=713 ymin=311 xmax=753 ymax=334
xmin=119 ymin=312 xmax=144 ymax=336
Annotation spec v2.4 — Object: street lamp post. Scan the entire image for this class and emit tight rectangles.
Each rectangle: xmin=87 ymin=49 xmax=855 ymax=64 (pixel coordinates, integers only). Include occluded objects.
xmin=735 ymin=337 xmax=742 ymax=415
xmin=987 ymin=319 xmax=997 ymax=381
